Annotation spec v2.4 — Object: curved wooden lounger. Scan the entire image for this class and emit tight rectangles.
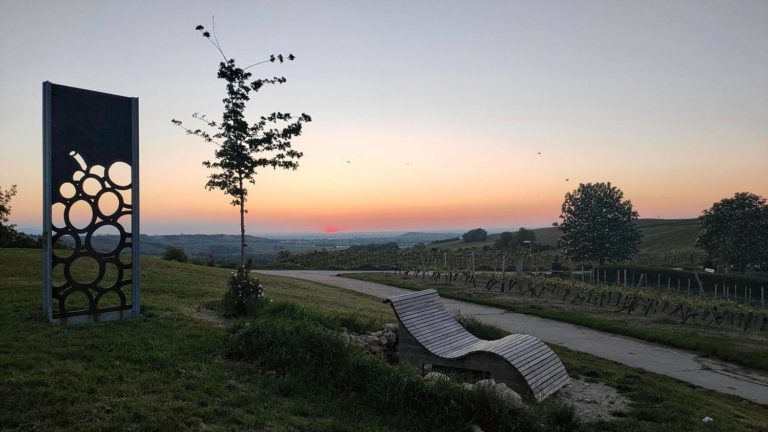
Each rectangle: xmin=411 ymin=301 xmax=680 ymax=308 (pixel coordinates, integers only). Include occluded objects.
xmin=384 ymin=289 xmax=569 ymax=402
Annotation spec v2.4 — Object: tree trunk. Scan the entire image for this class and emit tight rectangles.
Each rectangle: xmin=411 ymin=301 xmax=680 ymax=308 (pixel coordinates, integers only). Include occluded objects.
xmin=239 ymin=176 xmax=246 ymax=269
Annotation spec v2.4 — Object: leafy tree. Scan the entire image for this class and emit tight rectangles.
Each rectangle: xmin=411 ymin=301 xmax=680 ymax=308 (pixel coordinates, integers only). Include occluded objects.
xmin=559 ymin=182 xmax=641 ymax=265
xmin=516 ymin=227 xmax=536 ymax=247
xmin=493 ymin=231 xmax=515 ymax=250
xmin=162 ymin=246 xmax=188 ymax=263
xmin=462 ymin=228 xmax=488 ymax=243
xmin=0 ymin=185 xmax=20 ymax=247
xmin=173 ymin=23 xmax=311 ymax=267
xmin=695 ymin=192 xmax=768 ymax=272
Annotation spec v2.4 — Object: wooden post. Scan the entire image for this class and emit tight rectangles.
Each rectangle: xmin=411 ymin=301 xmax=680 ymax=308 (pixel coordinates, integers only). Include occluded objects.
xmin=667 ymin=276 xmax=671 ymax=291
xmin=501 ymin=254 xmax=507 ymax=291
xmin=581 ymin=265 xmax=584 ymax=282
xmin=687 ymin=279 xmax=691 ymax=296
xmin=624 ymin=269 xmax=628 ymax=287
xmin=471 ymin=252 xmax=475 ymax=272
xmin=603 ymin=269 xmax=607 ymax=285
xmin=677 ymin=278 xmax=680 ymax=293
xmin=761 ymin=286 xmax=764 ymax=307
xmin=714 ymin=283 xmax=718 ymax=299
xmin=657 ymin=274 xmax=661 ymax=289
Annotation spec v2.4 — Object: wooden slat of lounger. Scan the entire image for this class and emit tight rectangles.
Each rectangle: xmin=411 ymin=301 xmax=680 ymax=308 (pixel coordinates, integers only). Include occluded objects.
xmin=524 ymin=356 xmax=564 ymax=385
xmin=535 ymin=373 xmax=570 ymax=399
xmin=528 ymin=361 xmax=568 ymax=389
xmin=393 ymin=297 xmax=443 ymax=314
xmin=399 ymin=309 xmax=450 ymax=327
xmin=403 ymin=314 xmax=459 ymax=334
xmin=428 ymin=333 xmax=478 ymax=353
xmin=400 ymin=307 xmax=452 ymax=324
xmin=495 ymin=337 xmax=540 ymax=358
xmin=518 ymin=350 xmax=560 ymax=375
xmin=386 ymin=289 xmax=436 ymax=303
xmin=492 ymin=337 xmax=538 ymax=358
xmin=507 ymin=344 xmax=550 ymax=365
xmin=397 ymin=306 xmax=451 ymax=321
xmin=417 ymin=326 xmax=470 ymax=347
xmin=432 ymin=337 xmax=479 ymax=356
xmin=422 ymin=329 xmax=475 ymax=350
xmin=390 ymin=292 xmax=440 ymax=308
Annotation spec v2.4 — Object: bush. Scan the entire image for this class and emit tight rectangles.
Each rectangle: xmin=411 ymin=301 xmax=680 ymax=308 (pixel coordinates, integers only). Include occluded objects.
xmin=162 ymin=246 xmax=188 ymax=262
xmin=227 ymin=304 xmax=580 ymax=432
xmin=462 ymin=228 xmax=488 ymax=243
xmin=221 ymin=267 xmax=264 ymax=317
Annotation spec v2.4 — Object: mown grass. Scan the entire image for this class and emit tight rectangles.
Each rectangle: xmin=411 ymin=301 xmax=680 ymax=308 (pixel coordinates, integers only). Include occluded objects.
xmin=0 ymin=249 xmax=397 ymax=431
xmin=2 ymin=249 xmax=767 ymax=431
xmin=341 ymin=272 xmax=768 ymax=371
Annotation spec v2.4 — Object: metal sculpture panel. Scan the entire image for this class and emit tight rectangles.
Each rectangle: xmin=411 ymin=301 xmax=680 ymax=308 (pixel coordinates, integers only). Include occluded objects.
xmin=42 ymin=82 xmax=140 ymax=324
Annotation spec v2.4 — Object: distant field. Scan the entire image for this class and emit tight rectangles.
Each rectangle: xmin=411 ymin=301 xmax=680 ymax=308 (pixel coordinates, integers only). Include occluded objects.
xmin=429 ymin=218 xmax=702 ymax=256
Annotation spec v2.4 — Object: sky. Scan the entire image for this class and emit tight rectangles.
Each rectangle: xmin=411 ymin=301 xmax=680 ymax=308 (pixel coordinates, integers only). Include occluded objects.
xmin=1 ymin=0 xmax=767 ymax=235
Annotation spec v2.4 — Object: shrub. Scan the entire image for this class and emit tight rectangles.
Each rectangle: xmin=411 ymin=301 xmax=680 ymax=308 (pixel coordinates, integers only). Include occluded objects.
xmin=221 ymin=267 xmax=264 ymax=317
xmin=162 ymin=246 xmax=188 ymax=263
xmin=227 ymin=305 xmax=580 ymax=432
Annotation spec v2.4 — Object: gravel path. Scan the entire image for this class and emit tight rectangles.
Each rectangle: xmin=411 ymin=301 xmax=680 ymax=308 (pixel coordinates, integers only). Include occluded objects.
xmin=258 ymin=270 xmax=768 ymax=405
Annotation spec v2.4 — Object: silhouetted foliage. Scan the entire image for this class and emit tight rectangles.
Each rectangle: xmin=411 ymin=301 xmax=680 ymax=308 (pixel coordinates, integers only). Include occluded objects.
xmin=493 ymin=231 xmax=515 ymax=250
xmin=559 ymin=182 xmax=641 ymax=265
xmin=696 ymin=192 xmax=768 ymax=272
xmin=461 ymin=228 xmax=488 ymax=243
xmin=349 ymin=242 xmax=400 ymax=252
xmin=162 ymin=246 xmax=188 ymax=263
xmin=173 ymin=21 xmax=311 ymax=267
xmin=516 ymin=227 xmax=536 ymax=247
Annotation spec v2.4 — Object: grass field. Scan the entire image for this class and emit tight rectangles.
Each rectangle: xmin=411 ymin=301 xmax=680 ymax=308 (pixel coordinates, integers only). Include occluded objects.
xmin=2 ymin=248 xmax=767 ymax=431
xmin=340 ymin=272 xmax=768 ymax=371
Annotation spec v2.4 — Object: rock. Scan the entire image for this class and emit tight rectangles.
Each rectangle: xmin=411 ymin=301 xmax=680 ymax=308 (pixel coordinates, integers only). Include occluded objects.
xmin=338 ymin=326 xmax=348 ymax=333
xmin=462 ymin=383 xmax=475 ymax=391
xmin=383 ymin=323 xmax=398 ymax=332
xmin=475 ymin=378 xmax=496 ymax=388
xmin=378 ymin=336 xmax=388 ymax=345
xmin=365 ymin=335 xmax=379 ymax=344
xmin=424 ymin=372 xmax=450 ymax=382
xmin=703 ymin=416 xmax=714 ymax=423
xmin=493 ymin=382 xmax=524 ymax=408
xmin=384 ymin=332 xmax=397 ymax=344
xmin=469 ymin=425 xmax=484 ymax=432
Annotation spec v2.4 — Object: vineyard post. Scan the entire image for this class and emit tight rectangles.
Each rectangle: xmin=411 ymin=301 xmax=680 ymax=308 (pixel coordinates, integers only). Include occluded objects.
xmin=744 ymin=285 xmax=747 ymax=304
xmin=624 ymin=269 xmax=627 ymax=287
xmin=667 ymin=276 xmax=671 ymax=291
xmin=603 ymin=269 xmax=607 ymax=286
xmin=501 ymin=254 xmax=507 ymax=291
xmin=581 ymin=265 xmax=584 ymax=282
xmin=714 ymin=283 xmax=718 ymax=299
xmin=677 ymin=278 xmax=680 ymax=293
xmin=735 ymin=284 xmax=738 ymax=303
xmin=687 ymin=279 xmax=691 ymax=296
xmin=657 ymin=274 xmax=660 ymax=289
xmin=761 ymin=286 xmax=764 ymax=307
xmin=471 ymin=252 xmax=475 ymax=272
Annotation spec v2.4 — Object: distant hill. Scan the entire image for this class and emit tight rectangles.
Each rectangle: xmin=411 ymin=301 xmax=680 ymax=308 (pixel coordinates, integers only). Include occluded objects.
xmin=426 ymin=219 xmax=701 ymax=256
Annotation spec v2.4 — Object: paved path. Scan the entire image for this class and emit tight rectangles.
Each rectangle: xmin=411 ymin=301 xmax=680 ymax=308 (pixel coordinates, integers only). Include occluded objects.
xmin=258 ymin=270 xmax=768 ymax=405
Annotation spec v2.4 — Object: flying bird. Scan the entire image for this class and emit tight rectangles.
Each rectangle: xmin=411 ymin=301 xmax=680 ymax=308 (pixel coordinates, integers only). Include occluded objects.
xmin=566 ymin=178 xmax=569 ymax=181
xmin=346 ymin=160 xmax=351 ymax=164
xmin=537 ymin=152 xmax=541 ymax=155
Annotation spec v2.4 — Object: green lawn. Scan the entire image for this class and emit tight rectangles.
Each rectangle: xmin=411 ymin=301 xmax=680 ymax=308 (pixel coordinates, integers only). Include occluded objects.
xmin=340 ymin=272 xmax=768 ymax=371
xmin=2 ymin=249 xmax=767 ymax=431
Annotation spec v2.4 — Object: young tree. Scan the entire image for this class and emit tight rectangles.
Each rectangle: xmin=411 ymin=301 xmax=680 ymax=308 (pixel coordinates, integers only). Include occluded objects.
xmin=695 ymin=192 xmax=768 ymax=272
xmin=462 ymin=228 xmax=488 ymax=243
xmin=173 ymin=23 xmax=311 ymax=267
xmin=559 ymin=182 xmax=641 ymax=265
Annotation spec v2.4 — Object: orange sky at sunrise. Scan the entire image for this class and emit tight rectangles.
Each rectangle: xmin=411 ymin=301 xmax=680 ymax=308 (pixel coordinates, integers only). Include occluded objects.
xmin=1 ymin=1 xmax=767 ymax=235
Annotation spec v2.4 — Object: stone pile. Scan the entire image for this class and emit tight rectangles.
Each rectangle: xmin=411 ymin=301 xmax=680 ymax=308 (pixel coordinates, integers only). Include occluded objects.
xmin=339 ymin=323 xmax=399 ymax=362
xmin=425 ymin=372 xmax=524 ymax=408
